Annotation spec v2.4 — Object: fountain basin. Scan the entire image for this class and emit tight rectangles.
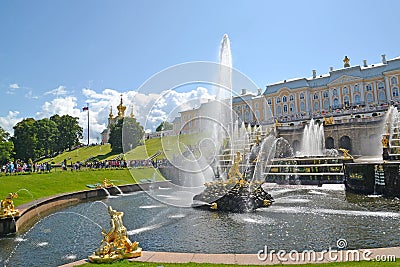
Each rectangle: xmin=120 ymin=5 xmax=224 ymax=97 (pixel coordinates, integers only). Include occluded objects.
xmin=344 ymin=162 xmax=400 ymax=197
xmin=1 ymin=185 xmax=399 ymax=267
xmin=0 ymin=182 xmax=170 ymax=236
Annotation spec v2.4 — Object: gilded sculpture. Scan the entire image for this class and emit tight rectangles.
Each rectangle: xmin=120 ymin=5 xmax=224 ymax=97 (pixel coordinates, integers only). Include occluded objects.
xmin=0 ymin=193 xmax=19 ymax=219
xmin=88 ymin=206 xmax=142 ymax=263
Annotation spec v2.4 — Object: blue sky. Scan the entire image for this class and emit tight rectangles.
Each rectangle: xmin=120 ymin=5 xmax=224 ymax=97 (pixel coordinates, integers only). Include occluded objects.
xmin=1 ymin=0 xmax=400 ymax=142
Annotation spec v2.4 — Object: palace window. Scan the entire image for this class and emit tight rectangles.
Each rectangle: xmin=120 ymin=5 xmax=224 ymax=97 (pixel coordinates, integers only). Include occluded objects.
xmin=393 ymin=87 xmax=399 ymax=97
xmin=313 ymin=93 xmax=319 ymax=99
xmin=276 ymin=97 xmax=281 ymax=103
xmin=289 ymin=94 xmax=294 ymax=101
xmin=366 ymin=84 xmax=373 ymax=91
xmin=343 ymin=86 xmax=349 ymax=95
xmin=344 ymin=96 xmax=350 ymax=107
xmin=379 ymin=91 xmax=386 ymax=101
xmin=333 ymin=98 xmax=339 ymax=108
xmin=354 ymin=85 xmax=360 ymax=92
xmin=290 ymin=103 xmax=294 ymax=112
xmin=282 ymin=96 xmax=287 ymax=102
xmin=299 ymin=93 xmax=305 ymax=99
xmin=314 ymin=101 xmax=319 ymax=110
xmin=378 ymin=82 xmax=385 ymax=90
xmin=283 ymin=104 xmax=288 ymax=113
xmin=267 ymin=98 xmax=272 ymax=105
xmin=367 ymin=93 xmax=373 ymax=102
xmin=391 ymin=77 xmax=398 ymax=85
xmin=300 ymin=102 xmax=305 ymax=112
xmin=354 ymin=94 xmax=361 ymax=105
xmin=323 ymin=100 xmax=330 ymax=110
xmin=333 ymin=89 xmax=338 ymax=96
xmin=323 ymin=91 xmax=329 ymax=98
xmin=277 ymin=106 xmax=282 ymax=114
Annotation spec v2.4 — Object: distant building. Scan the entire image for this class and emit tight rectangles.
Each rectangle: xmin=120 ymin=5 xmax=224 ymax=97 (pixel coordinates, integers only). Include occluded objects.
xmin=101 ymin=95 xmax=134 ymax=144
xmin=172 ymin=55 xmax=400 ymax=134
xmin=265 ymin=54 xmax=400 ymax=122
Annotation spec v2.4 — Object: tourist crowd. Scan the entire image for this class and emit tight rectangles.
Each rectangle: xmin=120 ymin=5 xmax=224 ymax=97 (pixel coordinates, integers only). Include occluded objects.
xmin=1 ymin=161 xmax=52 ymax=174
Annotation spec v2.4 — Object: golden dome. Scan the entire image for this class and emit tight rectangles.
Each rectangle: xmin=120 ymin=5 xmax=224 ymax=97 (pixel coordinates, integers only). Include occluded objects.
xmin=117 ymin=94 xmax=126 ymax=118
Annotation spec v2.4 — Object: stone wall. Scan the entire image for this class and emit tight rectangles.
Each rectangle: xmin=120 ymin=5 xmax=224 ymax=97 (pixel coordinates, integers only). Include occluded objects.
xmin=278 ymin=119 xmax=384 ymax=156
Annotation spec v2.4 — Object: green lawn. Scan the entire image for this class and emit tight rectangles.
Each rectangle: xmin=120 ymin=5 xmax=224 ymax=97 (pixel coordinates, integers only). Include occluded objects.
xmin=79 ymin=259 xmax=399 ymax=267
xmin=0 ymin=168 xmax=163 ymax=207
xmin=36 ymin=133 xmax=204 ymax=164
xmin=126 ymin=133 xmax=206 ymax=160
xmin=39 ymin=144 xmax=116 ymax=164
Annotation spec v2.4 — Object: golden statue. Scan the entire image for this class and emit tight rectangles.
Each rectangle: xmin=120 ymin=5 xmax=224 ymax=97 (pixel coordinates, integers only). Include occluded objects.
xmin=323 ymin=116 xmax=334 ymax=125
xmin=228 ymin=151 xmax=243 ymax=180
xmin=338 ymin=148 xmax=353 ymax=160
xmin=382 ymin=135 xmax=389 ymax=148
xmin=263 ymin=199 xmax=272 ymax=207
xmin=0 ymin=193 xmax=19 ymax=219
xmin=343 ymin=56 xmax=350 ymax=68
xmin=89 ymin=206 xmax=142 ymax=263
xmin=210 ymin=202 xmax=218 ymax=210
xmin=96 ymin=178 xmax=114 ymax=189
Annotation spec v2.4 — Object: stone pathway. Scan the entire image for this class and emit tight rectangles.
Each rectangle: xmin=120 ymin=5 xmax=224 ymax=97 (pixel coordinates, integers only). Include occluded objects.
xmin=59 ymin=247 xmax=400 ymax=266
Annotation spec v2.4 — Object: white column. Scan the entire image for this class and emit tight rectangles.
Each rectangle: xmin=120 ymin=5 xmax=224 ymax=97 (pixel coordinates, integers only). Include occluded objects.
xmin=329 ymin=88 xmax=333 ymax=108
xmin=360 ymin=82 xmax=365 ymax=104
xmin=373 ymin=81 xmax=378 ymax=103
xmin=319 ymin=92 xmax=322 ymax=110
xmin=385 ymin=76 xmax=391 ymax=102
xmin=305 ymin=91 xmax=310 ymax=113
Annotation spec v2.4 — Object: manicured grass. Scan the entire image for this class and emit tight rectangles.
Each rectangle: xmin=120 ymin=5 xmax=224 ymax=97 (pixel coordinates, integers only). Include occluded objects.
xmin=39 ymin=144 xmax=116 ymax=164
xmin=37 ymin=133 xmax=204 ymax=164
xmin=126 ymin=133 xmax=205 ymax=160
xmin=79 ymin=259 xmax=399 ymax=266
xmin=0 ymin=168 xmax=164 ymax=207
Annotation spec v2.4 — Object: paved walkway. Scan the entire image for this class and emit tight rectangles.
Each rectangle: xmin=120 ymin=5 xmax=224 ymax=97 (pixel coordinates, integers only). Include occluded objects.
xmin=59 ymin=247 xmax=400 ymax=266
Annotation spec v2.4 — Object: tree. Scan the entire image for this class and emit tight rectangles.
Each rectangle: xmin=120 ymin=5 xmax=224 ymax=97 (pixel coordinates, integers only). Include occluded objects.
xmin=109 ymin=117 xmax=144 ymax=153
xmin=0 ymin=126 xmax=14 ymax=164
xmin=50 ymin=114 xmax=83 ymax=151
xmin=155 ymin=121 xmax=173 ymax=132
xmin=12 ymin=118 xmax=37 ymax=162
xmin=35 ymin=118 xmax=58 ymax=158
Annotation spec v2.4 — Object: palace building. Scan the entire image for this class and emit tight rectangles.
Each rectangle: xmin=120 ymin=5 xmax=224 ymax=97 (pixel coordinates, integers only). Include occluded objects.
xmin=172 ymin=54 xmax=400 ymax=134
xmin=101 ymin=95 xmax=134 ymax=144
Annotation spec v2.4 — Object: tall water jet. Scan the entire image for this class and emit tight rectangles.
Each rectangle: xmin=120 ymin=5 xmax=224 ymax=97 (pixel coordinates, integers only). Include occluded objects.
xmin=300 ymin=119 xmax=325 ymax=156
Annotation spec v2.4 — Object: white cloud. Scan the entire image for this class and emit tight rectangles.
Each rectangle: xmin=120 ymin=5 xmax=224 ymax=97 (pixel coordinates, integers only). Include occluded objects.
xmin=0 ymin=111 xmax=23 ymax=134
xmin=0 ymin=85 xmax=216 ymax=143
xmin=44 ymin=85 xmax=68 ymax=96
xmin=9 ymin=83 xmax=20 ymax=89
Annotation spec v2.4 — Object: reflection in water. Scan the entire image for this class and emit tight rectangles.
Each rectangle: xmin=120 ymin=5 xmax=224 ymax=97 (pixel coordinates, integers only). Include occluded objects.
xmin=0 ymin=187 xmax=399 ymax=267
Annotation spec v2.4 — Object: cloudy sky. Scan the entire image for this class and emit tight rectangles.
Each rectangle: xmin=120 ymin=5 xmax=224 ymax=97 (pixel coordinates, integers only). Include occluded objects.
xmin=1 ymin=0 xmax=400 ymax=143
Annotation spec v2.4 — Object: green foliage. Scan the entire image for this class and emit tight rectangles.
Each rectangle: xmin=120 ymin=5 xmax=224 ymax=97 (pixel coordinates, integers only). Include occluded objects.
xmin=35 ymin=118 xmax=58 ymax=158
xmin=12 ymin=115 xmax=83 ymax=162
xmin=0 ymin=126 xmax=14 ymax=164
xmin=50 ymin=114 xmax=83 ymax=151
xmin=109 ymin=117 xmax=144 ymax=153
xmin=156 ymin=121 xmax=173 ymax=132
xmin=12 ymin=118 xmax=37 ymax=162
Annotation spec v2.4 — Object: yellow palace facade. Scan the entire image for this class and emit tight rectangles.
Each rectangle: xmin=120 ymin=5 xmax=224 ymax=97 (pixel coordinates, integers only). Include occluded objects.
xmin=173 ymin=55 xmax=400 ymax=135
